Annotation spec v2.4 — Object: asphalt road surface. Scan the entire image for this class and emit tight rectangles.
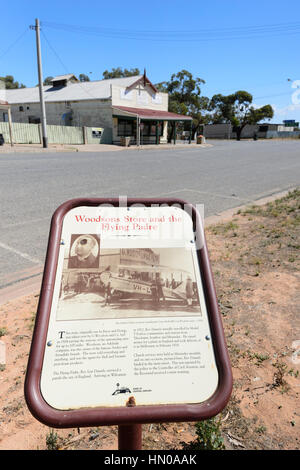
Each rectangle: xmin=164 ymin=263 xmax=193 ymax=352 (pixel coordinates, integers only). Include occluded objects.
xmin=0 ymin=139 xmax=299 ymax=291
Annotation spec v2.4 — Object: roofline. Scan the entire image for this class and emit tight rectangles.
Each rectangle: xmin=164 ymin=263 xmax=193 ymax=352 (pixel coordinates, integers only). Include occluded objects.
xmin=50 ymin=74 xmax=79 ymax=82
xmin=125 ymin=73 xmax=158 ymax=94
xmin=7 ymin=97 xmax=113 ymax=105
xmin=112 ymin=105 xmax=193 ymax=121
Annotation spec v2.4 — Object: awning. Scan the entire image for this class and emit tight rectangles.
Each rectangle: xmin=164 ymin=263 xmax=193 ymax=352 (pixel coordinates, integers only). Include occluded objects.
xmin=113 ymin=105 xmax=192 ymax=121
xmin=0 ymin=100 xmax=10 ymax=110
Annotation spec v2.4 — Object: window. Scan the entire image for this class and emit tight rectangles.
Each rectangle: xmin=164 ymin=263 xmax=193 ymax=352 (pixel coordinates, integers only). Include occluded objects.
xmin=19 ymin=106 xmax=24 ymax=112
xmin=118 ymin=119 xmax=134 ymax=136
xmin=140 ymin=121 xmax=163 ymax=136
xmin=28 ymin=116 xmax=41 ymax=124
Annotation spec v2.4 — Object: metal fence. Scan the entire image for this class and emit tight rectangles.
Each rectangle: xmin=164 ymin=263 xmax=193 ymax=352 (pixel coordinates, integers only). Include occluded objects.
xmin=0 ymin=122 xmax=40 ymax=144
xmin=0 ymin=122 xmax=112 ymax=145
xmin=266 ymin=130 xmax=300 ymax=139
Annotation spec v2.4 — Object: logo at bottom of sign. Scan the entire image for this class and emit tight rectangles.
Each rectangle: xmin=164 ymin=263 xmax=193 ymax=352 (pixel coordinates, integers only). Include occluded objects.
xmin=112 ymin=383 xmax=152 ymax=396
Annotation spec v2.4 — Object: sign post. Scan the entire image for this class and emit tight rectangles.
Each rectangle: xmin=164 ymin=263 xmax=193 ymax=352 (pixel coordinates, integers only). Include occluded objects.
xmin=24 ymin=198 xmax=232 ymax=450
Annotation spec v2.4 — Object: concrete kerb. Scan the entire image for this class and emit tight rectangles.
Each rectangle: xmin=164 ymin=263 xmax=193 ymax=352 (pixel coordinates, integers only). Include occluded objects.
xmin=0 ymin=142 xmax=212 ymax=154
xmin=0 ymin=187 xmax=296 ymax=306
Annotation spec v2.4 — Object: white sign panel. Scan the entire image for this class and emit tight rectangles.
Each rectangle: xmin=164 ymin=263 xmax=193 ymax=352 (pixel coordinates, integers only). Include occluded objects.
xmin=40 ymin=205 xmax=219 ymax=410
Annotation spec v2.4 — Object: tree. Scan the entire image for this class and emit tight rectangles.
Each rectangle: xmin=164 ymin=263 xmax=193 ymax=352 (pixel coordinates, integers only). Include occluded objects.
xmin=0 ymin=75 xmax=26 ymax=89
xmin=156 ymin=70 xmax=209 ymax=140
xmin=43 ymin=76 xmax=54 ymax=85
xmin=102 ymin=67 xmax=140 ymax=79
xmin=79 ymin=73 xmax=90 ymax=82
xmin=210 ymin=91 xmax=274 ymax=140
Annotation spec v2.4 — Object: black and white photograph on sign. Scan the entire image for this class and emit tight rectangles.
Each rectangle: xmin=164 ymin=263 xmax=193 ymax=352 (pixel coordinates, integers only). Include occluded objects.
xmin=68 ymin=234 xmax=100 ymax=269
xmin=57 ymin=245 xmax=202 ymax=321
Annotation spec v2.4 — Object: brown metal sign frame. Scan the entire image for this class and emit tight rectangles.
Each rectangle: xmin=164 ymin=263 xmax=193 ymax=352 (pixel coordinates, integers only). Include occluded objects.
xmin=24 ymin=197 xmax=232 ymax=428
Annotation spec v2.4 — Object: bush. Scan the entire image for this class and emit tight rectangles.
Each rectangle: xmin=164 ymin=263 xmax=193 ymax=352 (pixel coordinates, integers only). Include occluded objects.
xmin=181 ymin=417 xmax=225 ymax=450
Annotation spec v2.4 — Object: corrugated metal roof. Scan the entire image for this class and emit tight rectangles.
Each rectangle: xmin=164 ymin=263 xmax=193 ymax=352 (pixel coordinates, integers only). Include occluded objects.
xmin=5 ymin=75 xmax=143 ymax=104
xmin=50 ymin=74 xmax=78 ymax=82
xmin=113 ymin=105 xmax=193 ymax=120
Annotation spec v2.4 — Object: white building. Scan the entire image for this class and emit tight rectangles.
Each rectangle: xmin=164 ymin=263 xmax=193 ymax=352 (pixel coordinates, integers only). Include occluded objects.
xmin=3 ymin=72 xmax=192 ymax=145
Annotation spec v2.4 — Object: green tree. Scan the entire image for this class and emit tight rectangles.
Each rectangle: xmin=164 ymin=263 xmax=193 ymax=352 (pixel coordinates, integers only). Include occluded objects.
xmin=43 ymin=76 xmax=54 ymax=85
xmin=102 ymin=67 xmax=140 ymax=79
xmin=0 ymin=75 xmax=26 ymax=89
xmin=210 ymin=91 xmax=274 ymax=140
xmin=79 ymin=73 xmax=91 ymax=82
xmin=156 ymin=70 xmax=209 ymax=140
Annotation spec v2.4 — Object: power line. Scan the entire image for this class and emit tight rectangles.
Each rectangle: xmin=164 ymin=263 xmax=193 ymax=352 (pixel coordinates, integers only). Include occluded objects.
xmin=40 ymin=29 xmax=297 ymax=104
xmin=40 ymin=29 xmax=71 ymax=75
xmin=40 ymin=20 xmax=300 ymax=42
xmin=0 ymin=28 xmax=29 ymax=61
xmin=42 ymin=20 xmax=300 ymax=35
xmin=40 ymin=29 xmax=99 ymax=101
xmin=253 ymin=91 xmax=294 ymax=100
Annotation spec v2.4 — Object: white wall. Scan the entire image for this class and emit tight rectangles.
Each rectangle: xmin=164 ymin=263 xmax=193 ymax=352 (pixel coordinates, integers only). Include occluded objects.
xmin=111 ymin=84 xmax=168 ymax=111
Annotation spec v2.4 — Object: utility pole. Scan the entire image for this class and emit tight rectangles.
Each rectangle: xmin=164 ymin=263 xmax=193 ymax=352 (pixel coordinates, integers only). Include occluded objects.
xmin=30 ymin=19 xmax=48 ymax=148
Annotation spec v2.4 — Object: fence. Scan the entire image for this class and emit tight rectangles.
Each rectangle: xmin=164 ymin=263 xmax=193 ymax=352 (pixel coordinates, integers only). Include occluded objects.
xmin=266 ymin=130 xmax=300 ymax=139
xmin=0 ymin=122 xmax=112 ymax=145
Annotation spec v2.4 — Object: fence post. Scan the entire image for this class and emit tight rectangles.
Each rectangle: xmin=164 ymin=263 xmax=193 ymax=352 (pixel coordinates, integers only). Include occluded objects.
xmin=7 ymin=108 xmax=14 ymax=146
xmin=82 ymin=126 xmax=87 ymax=145
xmin=38 ymin=123 xmax=42 ymax=144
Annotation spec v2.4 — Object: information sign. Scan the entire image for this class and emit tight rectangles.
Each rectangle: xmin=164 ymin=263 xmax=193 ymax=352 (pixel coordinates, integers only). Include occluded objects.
xmin=25 ymin=198 xmax=232 ymax=428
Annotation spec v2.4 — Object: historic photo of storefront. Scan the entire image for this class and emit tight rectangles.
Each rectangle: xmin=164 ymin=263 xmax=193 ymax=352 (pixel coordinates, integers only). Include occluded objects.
xmin=57 ymin=244 xmax=201 ymax=321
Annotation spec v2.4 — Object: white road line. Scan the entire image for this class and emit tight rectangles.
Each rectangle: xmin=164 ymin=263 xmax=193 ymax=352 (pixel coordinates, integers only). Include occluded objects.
xmin=0 ymin=241 xmax=41 ymax=264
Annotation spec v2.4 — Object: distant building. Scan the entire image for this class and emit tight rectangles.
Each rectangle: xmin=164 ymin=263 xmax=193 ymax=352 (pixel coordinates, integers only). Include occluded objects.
xmin=3 ymin=72 xmax=192 ymax=145
xmin=283 ymin=119 xmax=299 ymax=128
xmin=202 ymin=122 xmax=300 ymax=139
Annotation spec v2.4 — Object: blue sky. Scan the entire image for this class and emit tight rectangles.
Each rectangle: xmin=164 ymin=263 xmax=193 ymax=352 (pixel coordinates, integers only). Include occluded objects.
xmin=1 ymin=0 xmax=300 ymax=123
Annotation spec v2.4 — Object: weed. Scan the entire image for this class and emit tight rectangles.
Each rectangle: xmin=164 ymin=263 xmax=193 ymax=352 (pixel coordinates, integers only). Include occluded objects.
xmin=27 ymin=312 xmax=37 ymax=331
xmin=210 ymin=221 xmax=239 ymax=235
xmin=272 ymin=361 xmax=290 ymax=393
xmin=181 ymin=417 xmax=225 ymax=450
xmin=249 ymin=257 xmax=262 ymax=266
xmin=288 ymin=368 xmax=299 ymax=378
xmin=46 ymin=429 xmax=60 ymax=450
xmin=255 ymin=425 xmax=267 ymax=434
xmin=0 ymin=327 xmax=7 ymax=337
xmin=247 ymin=352 xmax=270 ymax=365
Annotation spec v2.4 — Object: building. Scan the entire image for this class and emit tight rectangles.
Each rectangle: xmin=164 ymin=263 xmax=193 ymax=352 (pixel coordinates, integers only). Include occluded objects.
xmin=3 ymin=72 xmax=192 ymax=145
xmin=283 ymin=120 xmax=299 ymax=128
xmin=202 ymin=122 xmax=300 ymax=139
xmin=0 ymin=99 xmax=13 ymax=146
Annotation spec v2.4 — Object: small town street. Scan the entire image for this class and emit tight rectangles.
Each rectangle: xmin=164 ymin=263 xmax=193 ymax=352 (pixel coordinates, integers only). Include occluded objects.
xmin=0 ymin=139 xmax=299 ymax=296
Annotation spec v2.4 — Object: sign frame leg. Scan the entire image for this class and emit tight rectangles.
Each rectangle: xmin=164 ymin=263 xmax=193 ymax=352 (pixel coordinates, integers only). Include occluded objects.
xmin=118 ymin=424 xmax=142 ymax=450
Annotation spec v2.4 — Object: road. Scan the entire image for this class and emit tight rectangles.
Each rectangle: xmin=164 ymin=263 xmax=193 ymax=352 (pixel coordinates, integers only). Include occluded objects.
xmin=0 ymin=139 xmax=299 ymax=292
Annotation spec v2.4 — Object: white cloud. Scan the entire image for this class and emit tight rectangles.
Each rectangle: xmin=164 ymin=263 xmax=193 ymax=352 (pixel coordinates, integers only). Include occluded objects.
xmin=272 ymin=103 xmax=300 ymax=116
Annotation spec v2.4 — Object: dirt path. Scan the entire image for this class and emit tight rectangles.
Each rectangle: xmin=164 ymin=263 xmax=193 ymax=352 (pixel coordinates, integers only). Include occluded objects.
xmin=0 ymin=190 xmax=299 ymax=450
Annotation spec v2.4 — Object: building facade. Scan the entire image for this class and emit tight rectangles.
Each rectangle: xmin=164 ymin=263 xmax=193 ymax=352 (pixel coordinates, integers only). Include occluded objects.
xmin=202 ymin=122 xmax=300 ymax=139
xmin=3 ymin=73 xmax=192 ymax=145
